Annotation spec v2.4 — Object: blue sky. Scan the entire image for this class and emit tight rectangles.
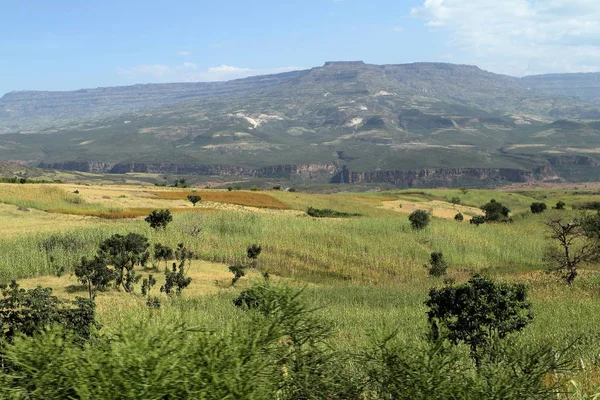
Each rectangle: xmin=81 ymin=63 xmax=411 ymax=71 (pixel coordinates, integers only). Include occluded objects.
xmin=1 ymin=0 xmax=599 ymax=95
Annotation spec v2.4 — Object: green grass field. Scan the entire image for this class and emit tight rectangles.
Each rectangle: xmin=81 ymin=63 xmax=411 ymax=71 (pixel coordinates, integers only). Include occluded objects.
xmin=0 ymin=182 xmax=599 ymax=396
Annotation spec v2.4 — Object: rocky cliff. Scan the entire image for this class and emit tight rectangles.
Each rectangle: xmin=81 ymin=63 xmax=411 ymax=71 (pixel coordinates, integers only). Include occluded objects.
xmin=40 ymin=160 xmax=558 ymax=187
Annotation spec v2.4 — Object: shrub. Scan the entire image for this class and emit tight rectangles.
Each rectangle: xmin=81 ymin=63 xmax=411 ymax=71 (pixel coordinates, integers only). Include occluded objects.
xmin=554 ymin=200 xmax=566 ymax=210
xmin=0 ymin=281 xmax=98 ymax=344
xmin=450 ymin=197 xmax=461 ymax=205
xmin=480 ymin=199 xmax=511 ymax=223
xmin=454 ymin=212 xmax=464 ymax=222
xmin=408 ymin=210 xmax=430 ymax=230
xmin=145 ymin=209 xmax=173 ymax=230
xmin=424 ymin=252 xmax=448 ymax=277
xmin=153 ymin=243 xmax=173 ymax=268
xmin=187 ymin=195 xmax=201 ymax=207
xmin=530 ymin=202 xmax=547 ymax=214
xmin=425 ymin=274 xmax=533 ymax=363
xmin=470 ymin=215 xmax=486 ymax=226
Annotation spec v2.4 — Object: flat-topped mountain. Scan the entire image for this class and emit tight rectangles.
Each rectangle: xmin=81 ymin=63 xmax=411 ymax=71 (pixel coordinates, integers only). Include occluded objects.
xmin=2 ymin=61 xmax=600 ymax=186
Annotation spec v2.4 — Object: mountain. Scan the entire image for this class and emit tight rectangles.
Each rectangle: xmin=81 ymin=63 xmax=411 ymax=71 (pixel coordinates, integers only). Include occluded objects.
xmin=2 ymin=61 xmax=600 ymax=186
xmin=522 ymin=72 xmax=600 ymax=103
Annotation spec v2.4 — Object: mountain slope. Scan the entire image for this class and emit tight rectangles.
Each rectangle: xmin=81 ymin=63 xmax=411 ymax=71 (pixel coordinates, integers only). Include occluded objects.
xmin=522 ymin=72 xmax=600 ymax=103
xmin=2 ymin=62 xmax=600 ymax=186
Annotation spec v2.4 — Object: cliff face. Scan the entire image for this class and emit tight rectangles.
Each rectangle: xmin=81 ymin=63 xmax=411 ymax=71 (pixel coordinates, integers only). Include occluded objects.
xmin=38 ymin=161 xmax=337 ymax=180
xmin=331 ymin=166 xmax=550 ymax=186
xmin=39 ymin=160 xmax=557 ymax=187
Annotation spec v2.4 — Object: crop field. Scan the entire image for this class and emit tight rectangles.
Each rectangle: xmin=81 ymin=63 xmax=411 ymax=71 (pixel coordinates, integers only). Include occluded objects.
xmin=0 ymin=181 xmax=600 ymax=396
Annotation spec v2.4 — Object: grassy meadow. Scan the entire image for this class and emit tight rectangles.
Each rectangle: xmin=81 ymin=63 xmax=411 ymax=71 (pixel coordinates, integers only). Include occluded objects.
xmin=0 ymin=181 xmax=600 ymax=396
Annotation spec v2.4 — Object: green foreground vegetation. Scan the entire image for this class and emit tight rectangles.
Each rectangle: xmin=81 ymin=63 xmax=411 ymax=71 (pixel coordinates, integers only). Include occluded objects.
xmin=0 ymin=183 xmax=599 ymax=397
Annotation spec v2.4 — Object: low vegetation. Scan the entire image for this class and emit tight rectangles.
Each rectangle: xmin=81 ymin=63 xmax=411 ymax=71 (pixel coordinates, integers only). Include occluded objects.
xmin=306 ymin=207 xmax=361 ymax=218
xmin=0 ymin=184 xmax=599 ymax=396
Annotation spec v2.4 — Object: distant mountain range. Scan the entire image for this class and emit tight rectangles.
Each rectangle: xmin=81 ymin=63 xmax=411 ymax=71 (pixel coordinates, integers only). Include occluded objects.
xmin=2 ymin=61 xmax=600 ymax=186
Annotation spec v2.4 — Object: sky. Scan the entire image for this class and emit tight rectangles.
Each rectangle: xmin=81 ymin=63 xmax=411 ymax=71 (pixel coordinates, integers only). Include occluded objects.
xmin=1 ymin=0 xmax=599 ymax=96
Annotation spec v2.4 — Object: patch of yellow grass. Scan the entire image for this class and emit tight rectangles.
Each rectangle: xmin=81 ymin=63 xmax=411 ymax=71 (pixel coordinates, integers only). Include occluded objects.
xmin=0 ymin=203 xmax=100 ymax=237
xmin=380 ymin=199 xmax=484 ymax=220
xmin=137 ymin=190 xmax=290 ymax=209
xmin=47 ymin=207 xmax=220 ymax=219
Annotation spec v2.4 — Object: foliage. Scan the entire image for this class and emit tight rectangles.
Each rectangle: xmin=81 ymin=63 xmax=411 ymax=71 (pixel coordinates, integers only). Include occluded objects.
xmin=454 ymin=212 xmax=463 ymax=221
xmin=470 ymin=215 xmax=485 ymax=225
xmin=141 ymin=274 xmax=157 ymax=297
xmin=424 ymin=252 xmax=448 ymax=277
xmin=160 ymin=244 xmax=193 ymax=296
xmin=74 ymin=256 xmax=115 ymax=299
xmin=187 ymin=195 xmax=201 ymax=206
xmin=408 ymin=210 xmax=430 ymax=230
xmin=307 ymin=207 xmax=360 ymax=218
xmin=98 ymin=233 xmax=149 ymax=292
xmin=153 ymin=243 xmax=173 ymax=268
xmin=480 ymin=199 xmax=511 ymax=223
xmin=144 ymin=209 xmax=173 ymax=230
xmin=573 ymin=201 xmax=600 ymax=211
xmin=229 ymin=265 xmax=246 ymax=286
xmin=545 ymin=216 xmax=600 ymax=285
xmin=425 ymin=274 xmax=533 ymax=363
xmin=0 ymin=281 xmax=97 ymax=344
xmin=554 ymin=200 xmax=566 ymax=210
xmin=530 ymin=202 xmax=547 ymax=214
xmin=450 ymin=196 xmax=461 ymax=205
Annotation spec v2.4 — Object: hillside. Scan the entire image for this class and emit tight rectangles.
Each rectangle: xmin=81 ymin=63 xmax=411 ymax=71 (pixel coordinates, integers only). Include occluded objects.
xmin=522 ymin=72 xmax=600 ymax=103
xmin=2 ymin=62 xmax=600 ymax=186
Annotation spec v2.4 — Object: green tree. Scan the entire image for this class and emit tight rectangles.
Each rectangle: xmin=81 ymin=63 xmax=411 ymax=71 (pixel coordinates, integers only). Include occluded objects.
xmin=454 ymin=212 xmax=464 ymax=222
xmin=408 ymin=210 xmax=430 ymax=230
xmin=187 ymin=195 xmax=201 ymax=207
xmin=74 ymin=256 xmax=115 ymax=299
xmin=145 ymin=209 xmax=173 ymax=230
xmin=530 ymin=202 xmax=547 ymax=214
xmin=554 ymin=201 xmax=566 ymax=210
xmin=480 ymin=199 xmax=511 ymax=222
xmin=470 ymin=215 xmax=485 ymax=226
xmin=425 ymin=274 xmax=533 ymax=364
xmin=160 ymin=244 xmax=193 ymax=296
xmin=98 ymin=233 xmax=149 ymax=292
xmin=153 ymin=243 xmax=173 ymax=268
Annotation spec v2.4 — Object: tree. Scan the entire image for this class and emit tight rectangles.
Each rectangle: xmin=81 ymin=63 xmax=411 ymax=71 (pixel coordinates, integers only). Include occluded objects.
xmin=480 ymin=199 xmax=511 ymax=223
xmin=530 ymin=202 xmax=547 ymax=214
xmin=153 ymin=243 xmax=173 ymax=268
xmin=424 ymin=252 xmax=448 ymax=277
xmin=554 ymin=201 xmax=566 ymax=210
xmin=408 ymin=210 xmax=430 ymax=230
xmin=74 ymin=256 xmax=115 ymax=299
xmin=98 ymin=233 xmax=149 ymax=292
xmin=425 ymin=274 xmax=533 ymax=364
xmin=454 ymin=212 xmax=464 ymax=222
xmin=145 ymin=209 xmax=173 ymax=230
xmin=545 ymin=216 xmax=600 ymax=285
xmin=187 ymin=195 xmax=201 ymax=207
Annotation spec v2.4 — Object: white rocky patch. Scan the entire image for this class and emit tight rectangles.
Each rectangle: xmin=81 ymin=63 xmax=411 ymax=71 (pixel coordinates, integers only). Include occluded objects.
xmin=233 ymin=113 xmax=284 ymax=129
xmin=345 ymin=117 xmax=363 ymax=128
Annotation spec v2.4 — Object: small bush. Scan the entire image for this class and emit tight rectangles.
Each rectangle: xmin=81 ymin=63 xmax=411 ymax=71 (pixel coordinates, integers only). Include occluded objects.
xmin=408 ymin=210 xmax=430 ymax=230
xmin=454 ymin=212 xmax=464 ymax=222
xmin=554 ymin=200 xmax=566 ymax=210
xmin=470 ymin=216 xmax=486 ymax=226
xmin=145 ymin=209 xmax=173 ymax=230
xmin=530 ymin=202 xmax=547 ymax=214
xmin=424 ymin=252 xmax=448 ymax=277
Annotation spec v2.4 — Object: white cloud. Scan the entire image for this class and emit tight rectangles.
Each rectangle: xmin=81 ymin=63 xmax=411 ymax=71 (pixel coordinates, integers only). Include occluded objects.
xmin=411 ymin=0 xmax=600 ymax=76
xmin=178 ymin=50 xmax=191 ymax=56
xmin=117 ymin=63 xmax=303 ymax=83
